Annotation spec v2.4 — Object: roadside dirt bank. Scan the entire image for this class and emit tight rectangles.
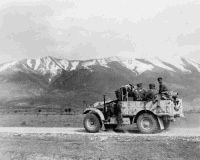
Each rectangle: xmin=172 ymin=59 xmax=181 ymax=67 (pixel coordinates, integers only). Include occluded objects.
xmin=0 ymin=126 xmax=200 ymax=137
xmin=0 ymin=132 xmax=200 ymax=160
xmin=0 ymin=127 xmax=200 ymax=160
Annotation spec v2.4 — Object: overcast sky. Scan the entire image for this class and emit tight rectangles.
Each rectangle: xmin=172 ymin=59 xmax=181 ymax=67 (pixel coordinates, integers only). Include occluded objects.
xmin=0 ymin=0 xmax=200 ymax=64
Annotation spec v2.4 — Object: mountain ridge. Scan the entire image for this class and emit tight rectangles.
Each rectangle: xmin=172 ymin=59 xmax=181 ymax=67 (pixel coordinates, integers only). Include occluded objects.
xmin=0 ymin=55 xmax=200 ymax=111
xmin=1 ymin=55 xmax=200 ymax=78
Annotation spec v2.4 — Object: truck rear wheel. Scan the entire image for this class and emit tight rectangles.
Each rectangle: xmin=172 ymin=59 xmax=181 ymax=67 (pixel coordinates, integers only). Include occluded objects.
xmin=136 ymin=113 xmax=159 ymax=134
xmin=83 ymin=113 xmax=101 ymax=133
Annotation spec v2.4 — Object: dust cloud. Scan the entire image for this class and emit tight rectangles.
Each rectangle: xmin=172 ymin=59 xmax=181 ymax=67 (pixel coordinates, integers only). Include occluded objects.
xmin=171 ymin=112 xmax=200 ymax=128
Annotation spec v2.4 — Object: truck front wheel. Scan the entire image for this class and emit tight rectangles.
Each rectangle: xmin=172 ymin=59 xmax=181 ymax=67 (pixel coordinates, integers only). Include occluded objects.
xmin=136 ymin=113 xmax=159 ymax=134
xmin=83 ymin=113 xmax=101 ymax=133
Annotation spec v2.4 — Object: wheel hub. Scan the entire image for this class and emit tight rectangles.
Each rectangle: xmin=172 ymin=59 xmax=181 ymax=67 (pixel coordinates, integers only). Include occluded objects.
xmin=87 ymin=118 xmax=95 ymax=129
xmin=90 ymin=120 xmax=94 ymax=125
xmin=141 ymin=118 xmax=153 ymax=130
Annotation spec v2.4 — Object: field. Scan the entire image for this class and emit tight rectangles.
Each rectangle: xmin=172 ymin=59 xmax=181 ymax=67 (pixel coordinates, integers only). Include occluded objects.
xmin=0 ymin=111 xmax=200 ymax=159
xmin=0 ymin=111 xmax=200 ymax=129
xmin=1 ymin=127 xmax=200 ymax=159
xmin=0 ymin=112 xmax=84 ymax=127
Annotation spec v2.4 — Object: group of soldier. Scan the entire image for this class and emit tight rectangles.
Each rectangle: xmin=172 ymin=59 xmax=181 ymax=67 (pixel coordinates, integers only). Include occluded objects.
xmin=132 ymin=77 xmax=168 ymax=101
xmin=116 ymin=77 xmax=170 ymax=102
xmin=114 ymin=77 xmax=175 ymax=128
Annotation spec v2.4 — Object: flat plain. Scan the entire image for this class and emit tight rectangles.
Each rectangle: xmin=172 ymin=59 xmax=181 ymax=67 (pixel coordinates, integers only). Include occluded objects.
xmin=0 ymin=112 xmax=200 ymax=160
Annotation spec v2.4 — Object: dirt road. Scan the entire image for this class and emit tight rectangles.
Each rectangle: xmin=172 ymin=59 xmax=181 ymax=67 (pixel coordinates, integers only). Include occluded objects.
xmin=0 ymin=127 xmax=200 ymax=160
xmin=0 ymin=126 xmax=200 ymax=136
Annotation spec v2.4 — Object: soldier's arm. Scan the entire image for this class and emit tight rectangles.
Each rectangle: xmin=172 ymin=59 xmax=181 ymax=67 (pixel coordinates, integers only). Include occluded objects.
xmin=155 ymin=89 xmax=159 ymax=95
xmin=143 ymin=88 xmax=147 ymax=93
xmin=145 ymin=91 xmax=151 ymax=100
xmin=163 ymin=83 xmax=168 ymax=91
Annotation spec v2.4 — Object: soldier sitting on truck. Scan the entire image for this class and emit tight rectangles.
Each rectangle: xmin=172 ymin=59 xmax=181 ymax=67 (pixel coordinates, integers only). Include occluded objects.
xmin=157 ymin=77 xmax=172 ymax=100
xmin=157 ymin=77 xmax=178 ymax=107
xmin=132 ymin=83 xmax=147 ymax=101
xmin=145 ymin=83 xmax=158 ymax=102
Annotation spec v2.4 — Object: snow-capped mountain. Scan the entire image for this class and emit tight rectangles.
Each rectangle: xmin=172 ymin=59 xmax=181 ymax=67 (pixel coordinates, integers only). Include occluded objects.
xmin=0 ymin=55 xmax=200 ymax=111
xmin=0 ymin=55 xmax=200 ymax=82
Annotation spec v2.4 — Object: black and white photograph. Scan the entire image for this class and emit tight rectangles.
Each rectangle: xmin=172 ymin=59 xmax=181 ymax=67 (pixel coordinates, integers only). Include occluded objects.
xmin=0 ymin=0 xmax=200 ymax=159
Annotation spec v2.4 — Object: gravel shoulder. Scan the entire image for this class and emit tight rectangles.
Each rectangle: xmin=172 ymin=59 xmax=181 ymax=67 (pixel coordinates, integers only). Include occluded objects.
xmin=0 ymin=112 xmax=200 ymax=159
xmin=0 ymin=126 xmax=200 ymax=137
xmin=0 ymin=127 xmax=200 ymax=160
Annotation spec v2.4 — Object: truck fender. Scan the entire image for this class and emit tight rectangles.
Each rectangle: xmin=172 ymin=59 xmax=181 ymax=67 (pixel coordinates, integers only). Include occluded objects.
xmin=133 ymin=111 xmax=164 ymax=130
xmin=157 ymin=117 xmax=164 ymax=130
xmin=83 ymin=108 xmax=106 ymax=130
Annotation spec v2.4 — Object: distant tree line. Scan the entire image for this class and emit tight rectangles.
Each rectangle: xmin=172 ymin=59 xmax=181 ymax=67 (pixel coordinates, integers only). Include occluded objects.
xmin=65 ymin=108 xmax=72 ymax=113
xmin=36 ymin=108 xmax=72 ymax=115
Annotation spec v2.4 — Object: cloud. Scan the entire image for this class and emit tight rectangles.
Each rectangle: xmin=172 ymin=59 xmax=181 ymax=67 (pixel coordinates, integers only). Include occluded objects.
xmin=177 ymin=28 xmax=200 ymax=46
xmin=0 ymin=4 xmax=56 ymax=60
xmin=46 ymin=24 xmax=136 ymax=60
xmin=51 ymin=0 xmax=194 ymax=22
xmin=187 ymin=50 xmax=200 ymax=62
xmin=0 ymin=0 xmax=200 ymax=63
xmin=0 ymin=52 xmax=13 ymax=64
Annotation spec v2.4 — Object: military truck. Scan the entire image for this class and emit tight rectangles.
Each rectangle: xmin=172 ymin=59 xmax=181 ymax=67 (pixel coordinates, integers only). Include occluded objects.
xmin=83 ymin=86 xmax=184 ymax=134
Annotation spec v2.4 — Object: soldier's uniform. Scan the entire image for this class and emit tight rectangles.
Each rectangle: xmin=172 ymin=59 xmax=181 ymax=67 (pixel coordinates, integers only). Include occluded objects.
xmin=133 ymin=83 xmax=146 ymax=101
xmin=157 ymin=78 xmax=174 ymax=101
xmin=115 ymin=84 xmax=132 ymax=101
xmin=146 ymin=83 xmax=158 ymax=101
xmin=159 ymin=82 xmax=172 ymax=100
xmin=159 ymin=82 xmax=168 ymax=94
xmin=115 ymin=101 xmax=123 ymax=126
xmin=114 ymin=84 xmax=132 ymax=128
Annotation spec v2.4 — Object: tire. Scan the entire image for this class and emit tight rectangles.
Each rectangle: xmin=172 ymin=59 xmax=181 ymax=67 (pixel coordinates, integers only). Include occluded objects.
xmin=163 ymin=120 xmax=170 ymax=130
xmin=83 ymin=113 xmax=101 ymax=133
xmin=104 ymin=124 xmax=118 ymax=130
xmin=136 ymin=113 xmax=159 ymax=134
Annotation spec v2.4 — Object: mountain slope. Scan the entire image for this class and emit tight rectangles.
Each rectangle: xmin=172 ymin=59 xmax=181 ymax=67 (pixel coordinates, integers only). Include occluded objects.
xmin=0 ymin=55 xmax=200 ymax=111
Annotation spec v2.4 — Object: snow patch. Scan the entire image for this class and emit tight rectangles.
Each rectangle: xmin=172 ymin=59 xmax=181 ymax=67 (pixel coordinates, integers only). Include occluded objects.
xmin=82 ymin=60 xmax=96 ymax=69
xmin=45 ymin=57 xmax=52 ymax=71
xmin=106 ymin=56 xmax=154 ymax=74
xmin=97 ymin=59 xmax=110 ymax=68
xmin=120 ymin=58 xmax=154 ymax=74
xmin=34 ymin=58 xmax=41 ymax=70
xmin=185 ymin=58 xmax=200 ymax=72
xmin=157 ymin=55 xmax=191 ymax=72
xmin=49 ymin=63 xmax=61 ymax=74
xmin=107 ymin=56 xmax=121 ymax=62
xmin=27 ymin=60 xmax=33 ymax=68
xmin=0 ymin=61 xmax=18 ymax=72
xmin=59 ymin=60 xmax=69 ymax=70
xmin=22 ymin=64 xmax=28 ymax=69
xmin=70 ymin=61 xmax=79 ymax=71
xmin=144 ymin=57 xmax=175 ymax=72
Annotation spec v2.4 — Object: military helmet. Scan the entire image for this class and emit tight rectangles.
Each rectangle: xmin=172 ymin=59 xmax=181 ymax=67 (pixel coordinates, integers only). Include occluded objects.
xmin=149 ymin=83 xmax=155 ymax=89
xmin=137 ymin=83 xmax=143 ymax=88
